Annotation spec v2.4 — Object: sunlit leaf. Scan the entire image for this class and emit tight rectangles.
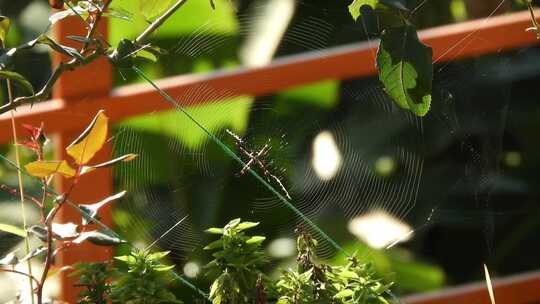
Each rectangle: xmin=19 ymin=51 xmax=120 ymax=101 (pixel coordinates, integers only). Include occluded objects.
xmin=236 ymin=221 xmax=259 ymax=231
xmin=334 ymin=289 xmax=354 ymax=299
xmin=80 ymin=154 xmax=138 ymax=175
xmin=246 ymin=236 xmax=266 ymax=245
xmin=0 ymin=223 xmax=27 ymax=237
xmin=51 ymin=222 xmax=79 ymax=239
xmin=205 ymin=227 xmax=224 ymax=234
xmin=79 ymin=191 xmax=126 ymax=225
xmin=148 ymin=251 xmax=170 ymax=260
xmin=25 ymin=160 xmax=76 ymax=178
xmin=73 ymin=230 xmax=126 ymax=246
xmin=376 ymin=25 xmax=433 ymax=117
xmin=138 ymin=0 xmax=176 ymax=21
xmin=28 ymin=225 xmax=48 ymax=241
xmin=348 ymin=0 xmax=378 ymax=20
xmin=115 ymin=255 xmax=136 ymax=264
xmin=0 ymin=70 xmax=34 ymax=94
xmin=29 ymin=35 xmax=84 ymax=61
xmin=203 ymin=239 xmax=223 ymax=250
xmin=66 ymin=110 xmax=109 ymax=165
xmin=0 ymin=16 xmax=10 ymax=45
xmin=154 ymin=264 xmax=175 ymax=272
xmin=20 ymin=246 xmax=47 ymax=262
xmin=0 ymin=252 xmax=18 ymax=266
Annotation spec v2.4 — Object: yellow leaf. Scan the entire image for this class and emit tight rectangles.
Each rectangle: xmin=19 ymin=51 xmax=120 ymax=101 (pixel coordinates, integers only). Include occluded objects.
xmin=0 ymin=16 xmax=10 ymax=45
xmin=25 ymin=160 xmax=76 ymax=178
xmin=66 ymin=110 xmax=109 ymax=165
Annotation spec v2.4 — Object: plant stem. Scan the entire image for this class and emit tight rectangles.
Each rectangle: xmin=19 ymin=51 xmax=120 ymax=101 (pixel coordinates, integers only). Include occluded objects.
xmin=37 ymin=180 xmax=77 ymax=304
xmin=3 ymin=38 xmax=36 ymax=304
xmin=0 ymin=268 xmax=41 ymax=289
xmin=135 ymin=0 xmax=189 ymax=45
xmin=35 ymin=178 xmax=50 ymax=304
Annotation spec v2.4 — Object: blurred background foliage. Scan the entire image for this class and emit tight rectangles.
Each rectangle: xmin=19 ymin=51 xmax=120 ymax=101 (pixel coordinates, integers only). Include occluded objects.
xmin=2 ymin=0 xmax=540 ymax=302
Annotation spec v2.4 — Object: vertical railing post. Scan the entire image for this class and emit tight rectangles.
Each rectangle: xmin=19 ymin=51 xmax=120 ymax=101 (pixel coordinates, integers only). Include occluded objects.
xmin=52 ymin=12 xmax=113 ymax=303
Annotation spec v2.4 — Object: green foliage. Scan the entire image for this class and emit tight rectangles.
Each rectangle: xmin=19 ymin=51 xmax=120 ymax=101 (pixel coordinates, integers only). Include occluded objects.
xmin=276 ymin=233 xmax=392 ymax=304
xmin=348 ymin=0 xmax=379 ymax=20
xmin=348 ymin=0 xmax=434 ymax=116
xmin=71 ymin=262 xmax=114 ymax=304
xmin=204 ymin=218 xmax=268 ymax=304
xmin=109 ymin=249 xmax=182 ymax=304
xmin=376 ymin=25 xmax=433 ymax=116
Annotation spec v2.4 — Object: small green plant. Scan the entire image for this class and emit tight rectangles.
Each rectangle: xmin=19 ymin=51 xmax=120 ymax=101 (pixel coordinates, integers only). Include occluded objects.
xmin=276 ymin=233 xmax=392 ymax=304
xmin=204 ymin=218 xmax=269 ymax=304
xmin=202 ymin=221 xmax=393 ymax=304
xmin=109 ymin=249 xmax=182 ymax=303
xmin=71 ymin=262 xmax=114 ymax=304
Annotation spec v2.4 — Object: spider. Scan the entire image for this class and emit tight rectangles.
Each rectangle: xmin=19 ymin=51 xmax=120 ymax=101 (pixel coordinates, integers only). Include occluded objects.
xmin=227 ymin=129 xmax=292 ymax=200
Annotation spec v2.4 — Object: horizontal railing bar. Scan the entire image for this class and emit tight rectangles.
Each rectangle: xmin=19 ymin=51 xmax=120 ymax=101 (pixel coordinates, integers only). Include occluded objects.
xmin=0 ymin=9 xmax=539 ymax=144
xmin=404 ymin=270 xmax=540 ymax=304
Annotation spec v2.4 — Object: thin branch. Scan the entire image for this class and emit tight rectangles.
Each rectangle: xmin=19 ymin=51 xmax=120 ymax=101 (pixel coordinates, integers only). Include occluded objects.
xmin=135 ymin=0 xmax=189 ymax=45
xmin=0 ymin=268 xmax=41 ymax=290
xmin=0 ymin=50 xmax=103 ymax=114
xmin=81 ymin=0 xmax=112 ymax=53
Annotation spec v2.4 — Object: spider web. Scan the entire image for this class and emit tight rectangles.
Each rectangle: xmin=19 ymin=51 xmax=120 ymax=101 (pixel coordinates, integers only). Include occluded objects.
xmin=104 ymin=0 xmax=540 ymax=300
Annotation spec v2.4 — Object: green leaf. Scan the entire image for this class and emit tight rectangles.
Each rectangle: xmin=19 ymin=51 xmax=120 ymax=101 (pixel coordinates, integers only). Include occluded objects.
xmin=0 ymin=252 xmax=18 ymax=266
xmin=138 ymin=0 xmax=176 ymax=21
xmin=246 ymin=236 xmax=266 ymax=245
xmin=115 ymin=254 xmax=137 ymax=265
xmin=154 ymin=264 xmax=175 ymax=272
xmin=203 ymin=239 xmax=223 ymax=250
xmin=236 ymin=221 xmax=259 ymax=231
xmin=225 ymin=218 xmax=241 ymax=229
xmin=0 ymin=16 xmax=10 ymax=45
xmin=334 ymin=289 xmax=354 ymax=299
xmin=20 ymin=246 xmax=47 ymax=262
xmin=148 ymin=250 xmax=170 ymax=260
xmin=29 ymin=35 xmax=84 ymax=62
xmin=73 ymin=230 xmax=126 ymax=246
xmin=348 ymin=0 xmax=378 ymax=20
xmin=28 ymin=225 xmax=48 ymax=241
xmin=376 ymin=25 xmax=433 ymax=117
xmin=79 ymin=191 xmax=126 ymax=225
xmin=0 ymin=223 xmax=27 ymax=237
xmin=0 ymin=70 xmax=34 ymax=94
xmin=205 ymin=227 xmax=224 ymax=234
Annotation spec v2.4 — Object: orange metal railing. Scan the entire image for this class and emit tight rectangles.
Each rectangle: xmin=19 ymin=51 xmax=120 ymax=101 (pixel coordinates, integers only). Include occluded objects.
xmin=0 ymin=8 xmax=539 ymax=303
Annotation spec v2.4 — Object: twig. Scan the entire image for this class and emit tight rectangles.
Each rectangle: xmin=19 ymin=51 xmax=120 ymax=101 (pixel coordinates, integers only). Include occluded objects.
xmin=81 ymin=0 xmax=112 ymax=53
xmin=0 ymin=268 xmax=41 ymax=290
xmin=135 ymin=0 xmax=189 ymax=45
xmin=36 ymin=178 xmax=78 ymax=304
xmin=0 ymin=50 xmax=102 ymax=114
